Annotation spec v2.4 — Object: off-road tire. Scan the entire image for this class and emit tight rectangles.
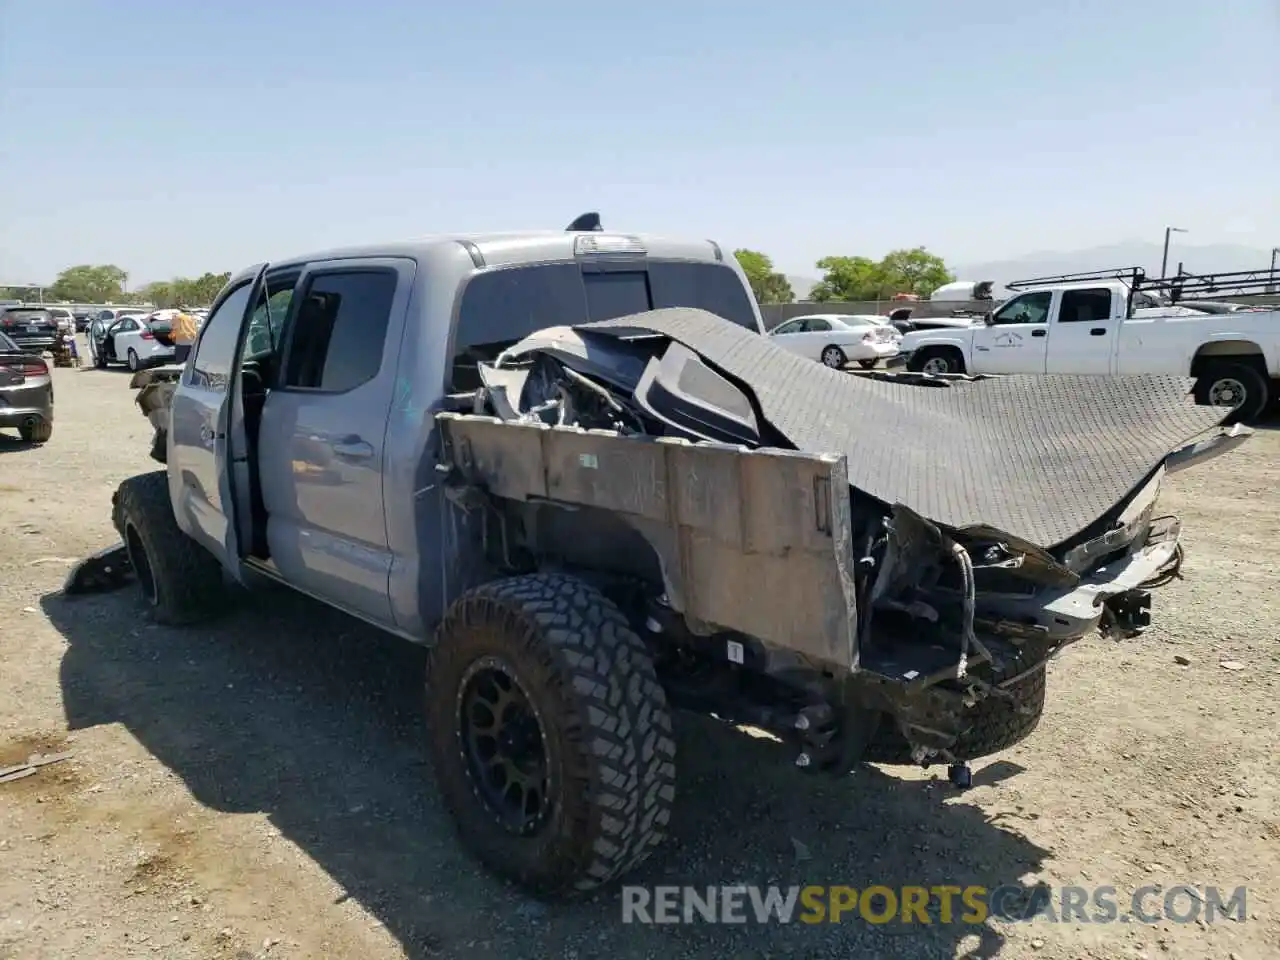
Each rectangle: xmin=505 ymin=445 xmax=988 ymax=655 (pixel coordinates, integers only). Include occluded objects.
xmin=115 ymin=471 xmax=226 ymax=625
xmin=863 ymin=667 xmax=1047 ymax=764
xmin=19 ymin=419 xmax=52 ymax=443
xmin=907 ymin=346 xmax=966 ymax=375
xmin=425 ymin=573 xmax=676 ymax=896
xmin=1193 ymin=360 xmax=1270 ymax=424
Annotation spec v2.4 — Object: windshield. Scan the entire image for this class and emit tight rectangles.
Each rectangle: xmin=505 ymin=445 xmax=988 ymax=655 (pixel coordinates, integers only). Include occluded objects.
xmin=452 ymin=259 xmax=758 ymax=388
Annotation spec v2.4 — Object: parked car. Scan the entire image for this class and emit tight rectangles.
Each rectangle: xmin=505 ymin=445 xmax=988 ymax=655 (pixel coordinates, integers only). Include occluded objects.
xmin=46 ymin=307 xmax=76 ymax=333
xmin=89 ymin=312 xmax=177 ymax=371
xmin=768 ymin=313 xmax=901 ymax=369
xmin=88 ymin=313 xmax=142 ymax=368
xmin=0 ymin=330 xmax=54 ymax=443
xmin=897 ymin=266 xmax=1280 ymax=421
xmin=0 ymin=306 xmax=61 ymax=354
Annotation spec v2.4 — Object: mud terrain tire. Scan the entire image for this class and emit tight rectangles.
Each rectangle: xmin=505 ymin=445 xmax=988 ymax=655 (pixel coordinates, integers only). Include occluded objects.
xmin=115 ymin=471 xmax=227 ymax=625
xmin=425 ymin=573 xmax=676 ymax=896
xmin=863 ymin=667 xmax=1047 ymax=764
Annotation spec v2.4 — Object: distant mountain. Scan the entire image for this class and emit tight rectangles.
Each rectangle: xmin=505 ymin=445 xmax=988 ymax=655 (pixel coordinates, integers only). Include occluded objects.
xmin=952 ymin=242 xmax=1274 ymax=291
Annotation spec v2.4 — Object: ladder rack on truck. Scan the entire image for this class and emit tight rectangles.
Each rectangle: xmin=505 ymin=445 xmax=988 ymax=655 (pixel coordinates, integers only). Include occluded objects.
xmin=1005 ymin=266 xmax=1279 ymax=315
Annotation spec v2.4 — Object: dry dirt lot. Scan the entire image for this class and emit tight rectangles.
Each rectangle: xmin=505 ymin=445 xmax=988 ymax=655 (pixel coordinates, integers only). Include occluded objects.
xmin=0 ymin=359 xmax=1277 ymax=960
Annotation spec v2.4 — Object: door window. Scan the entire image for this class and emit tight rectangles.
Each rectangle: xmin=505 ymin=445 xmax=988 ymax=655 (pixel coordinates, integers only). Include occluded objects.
xmin=281 ymin=269 xmax=397 ymax=392
xmin=192 ymin=283 xmax=254 ymax=391
xmin=1058 ymin=288 xmax=1113 ymax=323
xmin=772 ymin=319 xmax=803 ymax=335
xmin=804 ymin=318 xmax=832 ymax=332
xmin=991 ymin=291 xmax=1052 ymax=325
xmin=245 ymin=276 xmax=298 ymax=360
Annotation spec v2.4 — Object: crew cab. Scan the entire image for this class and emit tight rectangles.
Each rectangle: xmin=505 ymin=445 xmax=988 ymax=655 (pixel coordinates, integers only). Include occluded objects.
xmin=899 ymin=267 xmax=1280 ymax=420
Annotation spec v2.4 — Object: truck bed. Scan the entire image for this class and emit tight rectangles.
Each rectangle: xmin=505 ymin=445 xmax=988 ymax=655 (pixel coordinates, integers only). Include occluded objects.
xmin=436 ymin=412 xmax=860 ymax=671
xmin=575 ymin=308 xmax=1231 ymax=549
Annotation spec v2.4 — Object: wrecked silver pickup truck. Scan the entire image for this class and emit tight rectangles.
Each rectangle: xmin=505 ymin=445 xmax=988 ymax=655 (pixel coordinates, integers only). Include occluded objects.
xmin=435 ymin=309 xmax=1248 ymax=772
xmin=77 ymin=228 xmax=1247 ymax=897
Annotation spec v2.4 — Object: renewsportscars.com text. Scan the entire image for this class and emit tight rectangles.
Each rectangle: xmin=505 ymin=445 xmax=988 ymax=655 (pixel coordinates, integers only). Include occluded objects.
xmin=621 ymin=884 xmax=1247 ymax=926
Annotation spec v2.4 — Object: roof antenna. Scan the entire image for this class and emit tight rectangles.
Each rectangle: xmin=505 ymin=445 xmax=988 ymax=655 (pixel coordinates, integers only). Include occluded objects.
xmin=566 ymin=212 xmax=602 ymax=232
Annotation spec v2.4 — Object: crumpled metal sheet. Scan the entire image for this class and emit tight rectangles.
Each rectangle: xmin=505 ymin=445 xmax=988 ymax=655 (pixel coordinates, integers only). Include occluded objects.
xmin=577 ymin=308 xmax=1228 ymax=549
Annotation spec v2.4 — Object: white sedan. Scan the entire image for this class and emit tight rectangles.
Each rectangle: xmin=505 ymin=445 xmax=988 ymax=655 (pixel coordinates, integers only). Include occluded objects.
xmin=767 ymin=314 xmax=902 ymax=369
xmin=89 ymin=312 xmax=178 ymax=371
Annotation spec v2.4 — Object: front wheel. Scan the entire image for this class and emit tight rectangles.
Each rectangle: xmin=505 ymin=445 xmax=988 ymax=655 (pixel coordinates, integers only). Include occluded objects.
xmin=115 ymin=471 xmax=227 ymax=625
xmin=425 ymin=573 xmax=676 ymax=896
xmin=1193 ymin=361 xmax=1270 ymax=424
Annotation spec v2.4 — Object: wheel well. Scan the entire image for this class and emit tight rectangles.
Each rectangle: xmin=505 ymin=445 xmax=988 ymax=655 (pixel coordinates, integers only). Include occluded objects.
xmin=918 ymin=344 xmax=966 ymax=368
xmin=1189 ymin=340 xmax=1265 ymax=379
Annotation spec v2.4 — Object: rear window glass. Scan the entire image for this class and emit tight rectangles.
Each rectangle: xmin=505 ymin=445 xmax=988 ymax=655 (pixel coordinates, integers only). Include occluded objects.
xmin=3 ymin=309 xmax=53 ymax=322
xmin=452 ymin=260 xmax=757 ymax=388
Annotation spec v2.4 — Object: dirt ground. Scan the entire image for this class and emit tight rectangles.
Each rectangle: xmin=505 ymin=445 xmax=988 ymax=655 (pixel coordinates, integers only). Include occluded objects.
xmin=0 ymin=356 xmax=1276 ymax=960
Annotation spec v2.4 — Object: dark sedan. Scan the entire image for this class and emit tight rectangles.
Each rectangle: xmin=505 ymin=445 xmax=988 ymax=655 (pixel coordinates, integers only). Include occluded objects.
xmin=0 ymin=306 xmax=60 ymax=354
xmin=0 ymin=330 xmax=54 ymax=443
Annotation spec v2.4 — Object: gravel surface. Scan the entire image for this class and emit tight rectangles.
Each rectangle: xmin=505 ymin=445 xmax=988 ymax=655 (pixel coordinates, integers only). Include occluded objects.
xmin=1 ymin=357 xmax=1277 ymax=960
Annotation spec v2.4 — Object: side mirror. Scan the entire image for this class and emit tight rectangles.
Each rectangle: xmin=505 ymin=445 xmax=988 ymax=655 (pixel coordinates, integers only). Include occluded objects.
xmin=983 ymin=311 xmax=995 ymax=326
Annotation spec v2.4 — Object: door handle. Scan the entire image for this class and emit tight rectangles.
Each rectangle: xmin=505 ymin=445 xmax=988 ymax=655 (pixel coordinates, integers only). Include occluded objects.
xmin=1090 ymin=328 xmax=1107 ymax=336
xmin=1031 ymin=329 xmax=1046 ymax=337
xmin=331 ymin=437 xmax=373 ymax=459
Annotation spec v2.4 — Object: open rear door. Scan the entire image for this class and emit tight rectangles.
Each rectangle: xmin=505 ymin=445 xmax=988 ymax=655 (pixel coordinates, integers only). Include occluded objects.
xmin=166 ymin=265 xmax=266 ymax=575
xmin=223 ymin=265 xmax=275 ymax=563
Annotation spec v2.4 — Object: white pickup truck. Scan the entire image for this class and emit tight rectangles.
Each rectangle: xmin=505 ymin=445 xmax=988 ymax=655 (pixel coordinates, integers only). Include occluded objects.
xmin=899 ymin=267 xmax=1280 ymax=420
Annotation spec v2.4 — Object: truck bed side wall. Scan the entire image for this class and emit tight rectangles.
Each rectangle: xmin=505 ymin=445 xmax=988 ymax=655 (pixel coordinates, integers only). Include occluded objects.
xmin=436 ymin=414 xmax=861 ymax=672
xmin=1115 ymin=310 xmax=1280 ymax=377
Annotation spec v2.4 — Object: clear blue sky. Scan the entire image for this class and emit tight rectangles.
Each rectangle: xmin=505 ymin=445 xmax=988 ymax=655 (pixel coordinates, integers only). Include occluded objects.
xmin=1 ymin=0 xmax=1276 ymax=286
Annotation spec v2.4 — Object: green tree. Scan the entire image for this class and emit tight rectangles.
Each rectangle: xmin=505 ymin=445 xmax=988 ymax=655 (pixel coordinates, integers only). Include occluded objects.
xmin=810 ymin=248 xmax=954 ymax=302
xmin=139 ymin=281 xmax=175 ymax=307
xmin=810 ymin=256 xmax=881 ymax=302
xmin=878 ymin=247 xmax=954 ymax=298
xmin=47 ymin=264 xmax=129 ymax=302
xmin=140 ymin=272 xmax=231 ymax=308
xmin=733 ymin=249 xmax=794 ymax=304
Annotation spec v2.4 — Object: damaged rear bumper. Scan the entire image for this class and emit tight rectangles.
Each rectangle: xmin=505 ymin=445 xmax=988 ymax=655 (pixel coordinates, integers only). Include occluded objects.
xmin=435 ymin=409 xmax=1224 ymax=767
